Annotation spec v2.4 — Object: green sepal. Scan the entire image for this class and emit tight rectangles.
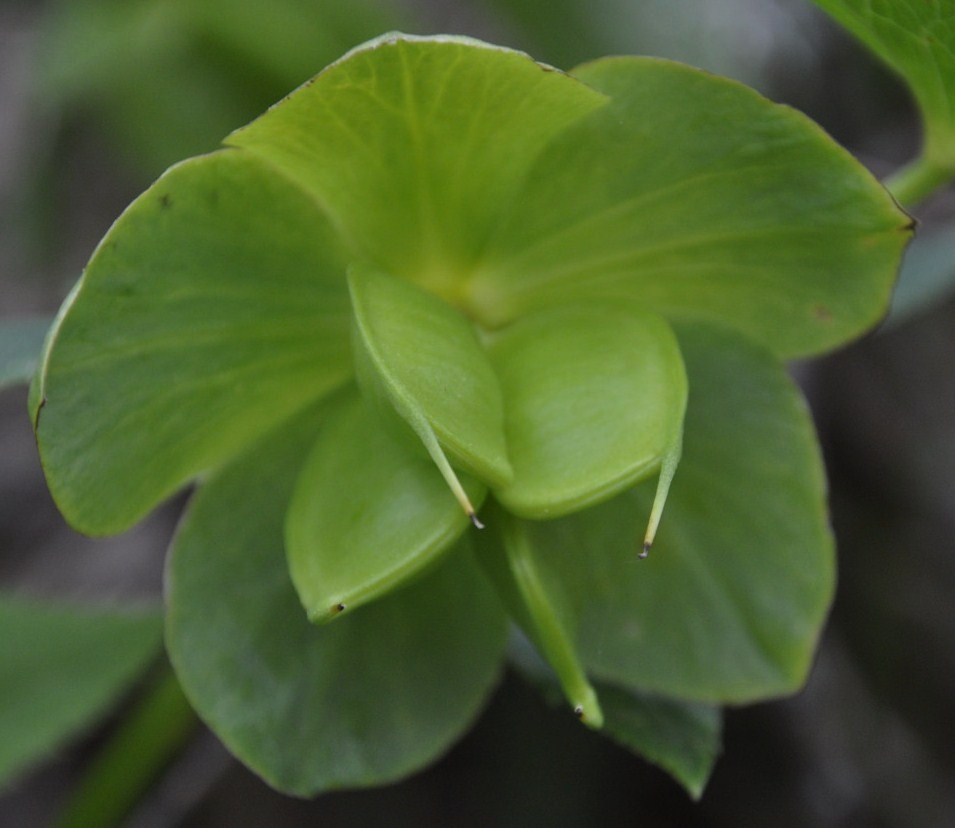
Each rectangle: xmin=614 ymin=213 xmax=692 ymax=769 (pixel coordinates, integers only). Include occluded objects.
xmin=473 ymin=56 xmax=911 ymax=358
xmin=227 ymin=34 xmax=607 ymax=282
xmin=31 ymin=149 xmax=353 ymax=535
xmin=285 ymin=391 xmax=486 ymax=622
xmin=166 ymin=402 xmax=507 ymax=796
xmin=348 ymin=264 xmax=511 ymax=515
xmin=508 ymin=633 xmax=722 ymax=799
xmin=487 ymin=303 xmax=686 ymax=535
xmin=503 ymin=322 xmax=834 ymax=701
xmin=475 ymin=505 xmax=603 ymax=728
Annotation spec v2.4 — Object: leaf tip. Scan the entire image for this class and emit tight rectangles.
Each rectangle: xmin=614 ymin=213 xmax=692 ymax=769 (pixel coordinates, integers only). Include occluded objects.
xmin=573 ymin=699 xmax=604 ymax=729
xmin=307 ymin=601 xmax=348 ymax=624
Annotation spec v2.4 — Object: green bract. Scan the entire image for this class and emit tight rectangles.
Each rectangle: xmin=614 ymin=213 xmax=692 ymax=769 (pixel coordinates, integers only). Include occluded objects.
xmin=31 ymin=33 xmax=911 ymax=796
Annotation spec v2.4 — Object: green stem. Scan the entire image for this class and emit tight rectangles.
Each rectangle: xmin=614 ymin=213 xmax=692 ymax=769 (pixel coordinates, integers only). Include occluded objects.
xmin=55 ymin=664 xmax=198 ymax=828
xmin=884 ymin=154 xmax=955 ymax=209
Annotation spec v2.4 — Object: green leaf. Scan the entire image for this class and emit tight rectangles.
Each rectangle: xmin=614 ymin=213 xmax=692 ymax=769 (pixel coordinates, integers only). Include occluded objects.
xmin=475 ymin=506 xmax=603 ymax=728
xmin=597 ymin=684 xmax=721 ymax=800
xmin=349 ymin=264 xmax=510 ymax=506
xmin=227 ymin=34 xmax=607 ymax=286
xmin=166 ymin=403 xmax=507 ymax=796
xmin=0 ymin=317 xmax=52 ymax=390
xmin=472 ymin=57 xmax=911 ymax=358
xmin=508 ymin=632 xmax=721 ymax=799
xmin=286 ymin=392 xmax=485 ymax=622
xmin=511 ymin=323 xmax=834 ymax=701
xmin=55 ymin=668 xmax=197 ymax=828
xmin=487 ymin=304 xmax=686 ymax=527
xmin=813 ymin=0 xmax=955 ymax=167
xmin=0 ymin=595 xmax=162 ymax=786
xmin=32 ymin=149 xmax=352 ymax=535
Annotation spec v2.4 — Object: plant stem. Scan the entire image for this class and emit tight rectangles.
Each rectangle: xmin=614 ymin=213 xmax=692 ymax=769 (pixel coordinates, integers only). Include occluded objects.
xmin=54 ymin=664 xmax=198 ymax=828
xmin=884 ymin=155 xmax=955 ymax=209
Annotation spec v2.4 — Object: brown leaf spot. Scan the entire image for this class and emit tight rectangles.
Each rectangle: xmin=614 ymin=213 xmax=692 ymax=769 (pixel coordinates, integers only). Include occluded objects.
xmin=811 ymin=304 xmax=833 ymax=323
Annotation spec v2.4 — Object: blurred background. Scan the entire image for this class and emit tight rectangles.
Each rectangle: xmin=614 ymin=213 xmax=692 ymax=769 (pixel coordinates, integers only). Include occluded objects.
xmin=1 ymin=0 xmax=954 ymax=824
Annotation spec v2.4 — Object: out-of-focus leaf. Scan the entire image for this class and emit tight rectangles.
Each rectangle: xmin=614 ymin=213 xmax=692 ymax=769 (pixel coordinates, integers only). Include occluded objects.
xmin=474 ymin=57 xmax=910 ymax=358
xmin=285 ymin=393 xmax=484 ymax=622
xmin=0 ymin=596 xmax=162 ymax=786
xmin=31 ymin=150 xmax=352 ymax=536
xmin=487 ymin=304 xmax=685 ymax=522
xmin=166 ymin=404 xmax=507 ymax=796
xmin=227 ymin=34 xmax=606 ymax=282
xmin=39 ymin=0 xmax=409 ymax=174
xmin=813 ymin=0 xmax=955 ymax=166
xmin=0 ymin=317 xmax=52 ymax=390
xmin=511 ymin=323 xmax=834 ymax=701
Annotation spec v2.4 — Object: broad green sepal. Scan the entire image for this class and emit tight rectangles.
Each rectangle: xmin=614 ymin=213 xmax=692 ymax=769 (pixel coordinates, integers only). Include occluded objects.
xmin=508 ymin=633 xmax=721 ymax=799
xmin=166 ymin=403 xmax=507 ymax=796
xmin=476 ymin=506 xmax=603 ymax=728
xmin=506 ymin=323 xmax=834 ymax=701
xmin=32 ymin=149 xmax=353 ymax=535
xmin=286 ymin=392 xmax=486 ymax=622
xmin=226 ymin=34 xmax=607 ymax=282
xmin=488 ymin=303 xmax=686 ymax=528
xmin=813 ymin=0 xmax=955 ymax=168
xmin=472 ymin=57 xmax=911 ymax=358
xmin=348 ymin=263 xmax=511 ymax=502
xmin=597 ymin=683 xmax=721 ymax=800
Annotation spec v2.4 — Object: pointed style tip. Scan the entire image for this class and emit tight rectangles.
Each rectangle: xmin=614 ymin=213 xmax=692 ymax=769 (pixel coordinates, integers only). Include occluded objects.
xmin=639 ymin=541 xmax=651 ymax=559
xmin=573 ymin=705 xmax=584 ymax=719
xmin=469 ymin=511 xmax=485 ymax=530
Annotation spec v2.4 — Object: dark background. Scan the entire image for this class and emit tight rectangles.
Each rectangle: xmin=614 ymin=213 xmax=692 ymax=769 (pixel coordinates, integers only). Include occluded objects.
xmin=2 ymin=0 xmax=954 ymax=824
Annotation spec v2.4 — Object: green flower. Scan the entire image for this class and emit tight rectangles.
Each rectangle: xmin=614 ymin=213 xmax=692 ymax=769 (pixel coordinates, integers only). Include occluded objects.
xmin=31 ymin=34 xmax=910 ymax=795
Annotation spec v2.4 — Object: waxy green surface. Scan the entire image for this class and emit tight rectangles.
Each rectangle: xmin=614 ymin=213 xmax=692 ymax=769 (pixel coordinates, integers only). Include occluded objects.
xmin=227 ymin=34 xmax=607 ymax=285
xmin=488 ymin=303 xmax=686 ymax=520
xmin=167 ymin=404 xmax=506 ymax=795
xmin=349 ymin=264 xmax=511 ymax=489
xmin=32 ymin=34 xmax=909 ymax=796
xmin=516 ymin=324 xmax=834 ymax=700
xmin=472 ymin=57 xmax=909 ymax=358
xmin=31 ymin=150 xmax=352 ymax=535
xmin=286 ymin=393 xmax=485 ymax=622
xmin=476 ymin=506 xmax=603 ymax=728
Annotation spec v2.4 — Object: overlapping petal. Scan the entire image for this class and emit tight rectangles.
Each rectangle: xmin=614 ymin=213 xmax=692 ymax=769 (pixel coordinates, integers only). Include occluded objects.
xmin=31 ymin=149 xmax=353 ymax=534
xmin=503 ymin=323 xmax=834 ymax=701
xmin=471 ymin=57 xmax=911 ymax=357
xmin=226 ymin=35 xmax=607 ymax=285
xmin=31 ymin=33 xmax=910 ymax=797
xmin=166 ymin=402 xmax=507 ymax=794
xmin=285 ymin=391 xmax=485 ymax=622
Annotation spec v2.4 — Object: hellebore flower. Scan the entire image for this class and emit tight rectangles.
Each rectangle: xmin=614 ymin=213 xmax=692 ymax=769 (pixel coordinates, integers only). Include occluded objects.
xmin=31 ymin=34 xmax=910 ymax=795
